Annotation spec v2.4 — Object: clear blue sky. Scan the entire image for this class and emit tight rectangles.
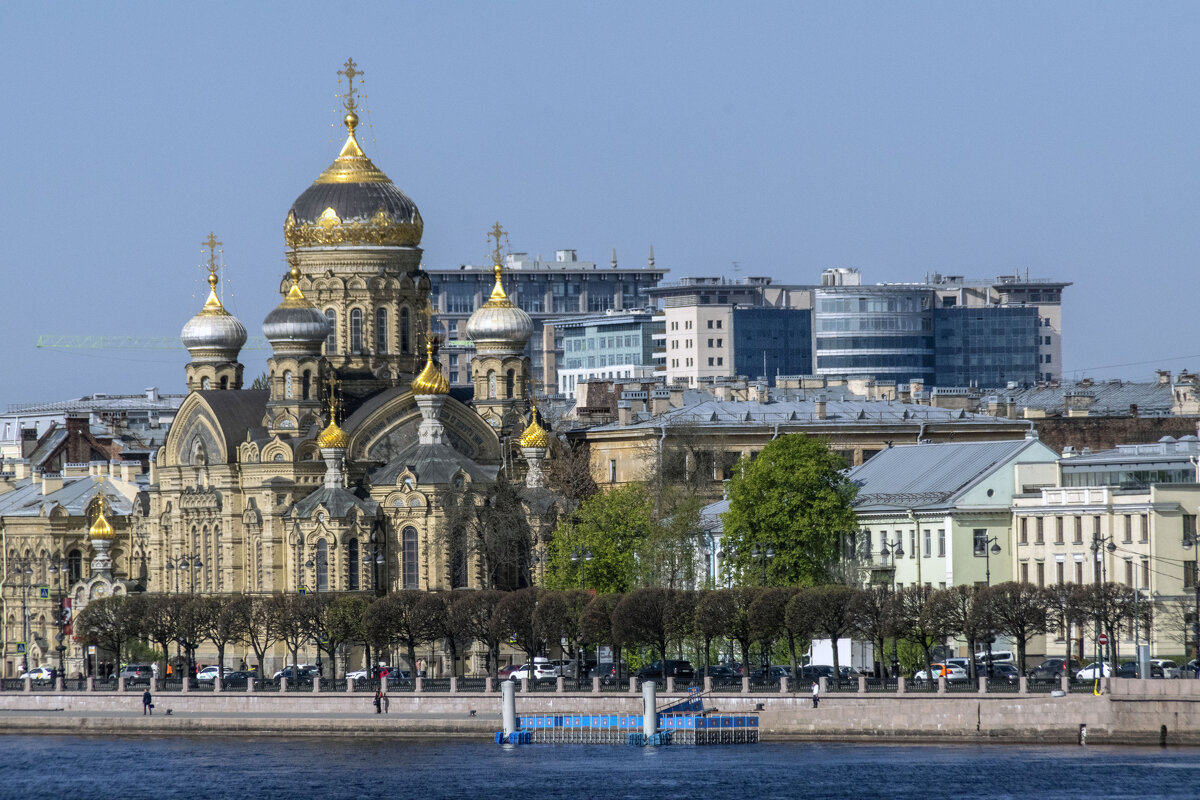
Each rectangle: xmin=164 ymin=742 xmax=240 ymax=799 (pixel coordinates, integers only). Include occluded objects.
xmin=4 ymin=1 xmax=1199 ymax=406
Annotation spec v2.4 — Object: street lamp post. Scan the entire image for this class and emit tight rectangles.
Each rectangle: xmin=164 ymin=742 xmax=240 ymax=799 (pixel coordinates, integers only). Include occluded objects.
xmin=980 ymin=535 xmax=1003 ymax=679
xmin=1090 ymin=532 xmax=1118 ymax=682
xmin=570 ymin=548 xmax=593 ymax=590
xmin=165 ymin=553 xmax=203 ymax=594
xmin=750 ymin=545 xmax=775 ymax=587
xmin=879 ymin=539 xmax=904 ymax=679
xmin=6 ymin=559 xmax=35 ymax=674
xmin=46 ymin=554 xmax=68 ymax=679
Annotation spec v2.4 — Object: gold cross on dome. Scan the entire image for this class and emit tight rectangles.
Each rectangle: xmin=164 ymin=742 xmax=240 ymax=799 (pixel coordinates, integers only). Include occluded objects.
xmin=324 ymin=373 xmax=341 ymax=419
xmin=202 ymin=232 xmax=222 ymax=274
xmin=487 ymin=222 xmax=508 ymax=266
xmin=337 ymin=57 xmax=362 ymax=112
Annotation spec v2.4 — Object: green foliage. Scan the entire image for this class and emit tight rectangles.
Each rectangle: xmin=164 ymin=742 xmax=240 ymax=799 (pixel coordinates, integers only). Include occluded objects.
xmin=544 ymin=484 xmax=655 ymax=592
xmin=635 ymin=490 xmax=704 ymax=589
xmin=721 ymin=434 xmax=857 ymax=586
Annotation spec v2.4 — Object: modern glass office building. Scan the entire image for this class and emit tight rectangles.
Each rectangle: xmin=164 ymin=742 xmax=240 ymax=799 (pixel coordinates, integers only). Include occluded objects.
xmin=933 ymin=306 xmax=1040 ymax=387
xmin=732 ymin=308 xmax=812 ymax=381
xmin=813 ymin=286 xmax=936 ymax=383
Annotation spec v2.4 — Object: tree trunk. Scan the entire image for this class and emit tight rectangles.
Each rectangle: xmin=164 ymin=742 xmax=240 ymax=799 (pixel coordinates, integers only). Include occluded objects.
xmin=966 ymin=636 xmax=977 ymax=682
xmin=829 ymin=630 xmax=841 ymax=685
xmin=787 ymin=633 xmax=798 ymax=685
xmin=217 ymin=644 xmax=225 ymax=680
xmin=406 ymin=642 xmax=417 ymax=678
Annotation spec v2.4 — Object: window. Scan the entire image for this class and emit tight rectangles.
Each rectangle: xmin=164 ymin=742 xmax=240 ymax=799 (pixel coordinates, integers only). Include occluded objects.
xmin=316 ymin=539 xmax=329 ymax=592
xmin=284 ymin=370 xmax=293 ymax=399
xmin=376 ymin=308 xmax=388 ymax=354
xmin=67 ymin=549 xmax=82 ymax=584
xmin=1073 ymin=516 xmax=1082 ymax=544
xmin=609 ymin=459 xmax=617 ymax=482
xmin=325 ymin=309 xmax=337 ymax=353
xmin=402 ymin=527 xmax=418 ymax=589
xmin=1124 ymin=560 xmax=1133 ymax=586
xmin=1020 ymin=562 xmax=1029 ymax=582
xmin=1056 ymin=561 xmax=1064 ymax=584
xmin=302 ymin=371 xmax=311 ymax=400
xmin=973 ymin=529 xmax=988 ymax=556
xmin=716 ymin=357 xmax=723 ymax=366
xmin=707 ymin=320 xmax=713 ymax=329
xmin=400 ymin=307 xmax=410 ymax=353
xmin=1055 ymin=517 xmax=1064 ymax=544
xmin=717 ymin=338 xmax=723 ymax=348
xmin=1123 ymin=514 xmax=1133 ymax=543
xmin=1139 ymin=515 xmax=1148 ymax=543
xmin=708 ymin=338 xmax=714 ymax=347
xmin=909 ymin=530 xmax=916 ymax=558
xmin=1186 ymin=514 xmax=1198 ymax=546
xmin=1036 ymin=562 xmax=1044 ymax=587
xmin=350 ymin=308 xmax=363 ymax=353
xmin=348 ymin=538 xmax=360 ymax=590
xmin=1184 ymin=561 xmax=1197 ymax=590
xmin=716 ymin=320 xmax=723 ymax=329
xmin=505 ymin=369 xmax=515 ymax=399
xmin=487 ymin=370 xmax=497 ymax=399
xmin=1074 ymin=560 xmax=1084 ymax=583
xmin=1093 ymin=516 xmax=1101 ymax=537
xmin=708 ymin=357 xmax=714 ymax=366
xmin=937 ymin=529 xmax=945 ymax=558
xmin=1141 ymin=559 xmax=1150 ymax=588
xmin=923 ymin=529 xmax=931 ymax=558
xmin=1035 ymin=517 xmax=1044 ymax=544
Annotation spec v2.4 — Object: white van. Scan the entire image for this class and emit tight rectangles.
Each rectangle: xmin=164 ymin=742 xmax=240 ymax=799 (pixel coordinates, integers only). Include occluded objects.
xmin=974 ymin=650 xmax=1015 ymax=665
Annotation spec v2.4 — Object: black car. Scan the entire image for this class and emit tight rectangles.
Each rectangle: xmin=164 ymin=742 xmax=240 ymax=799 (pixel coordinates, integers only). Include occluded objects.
xmin=636 ymin=660 xmax=695 ymax=682
xmin=696 ymin=664 xmax=739 ymax=684
xmin=989 ymin=664 xmax=1022 ymax=683
xmin=593 ymin=662 xmax=622 ymax=685
xmin=220 ymin=670 xmax=255 ymax=686
xmin=273 ymin=666 xmax=318 ymax=686
xmin=1117 ymin=661 xmax=1164 ymax=679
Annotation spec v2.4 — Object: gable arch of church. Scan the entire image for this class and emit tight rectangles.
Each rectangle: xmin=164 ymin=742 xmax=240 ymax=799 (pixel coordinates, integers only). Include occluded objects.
xmin=348 ymin=393 xmax=501 ymax=464
xmin=164 ymin=395 xmax=228 ymax=467
xmin=295 ymin=440 xmax=322 ymax=461
xmin=261 ymin=438 xmax=295 ymax=464
xmin=347 ymin=277 xmax=367 ymax=291
xmin=238 ymin=441 xmax=261 ymax=463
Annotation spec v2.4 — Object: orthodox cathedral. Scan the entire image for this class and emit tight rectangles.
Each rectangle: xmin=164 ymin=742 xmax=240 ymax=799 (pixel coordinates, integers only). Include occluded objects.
xmin=0 ymin=60 xmax=561 ymax=676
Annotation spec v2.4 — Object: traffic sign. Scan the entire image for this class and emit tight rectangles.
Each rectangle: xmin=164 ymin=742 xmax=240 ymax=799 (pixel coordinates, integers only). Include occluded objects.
xmin=15 ymin=642 xmax=25 ymax=654
xmin=298 ymin=586 xmax=308 ymax=595
xmin=38 ymin=586 xmax=49 ymax=600
xmin=1098 ymin=633 xmax=1109 ymax=646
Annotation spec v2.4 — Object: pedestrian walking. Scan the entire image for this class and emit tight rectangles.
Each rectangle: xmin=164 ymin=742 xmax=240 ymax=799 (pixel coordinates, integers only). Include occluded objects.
xmin=374 ymin=690 xmax=382 ymax=714
xmin=151 ymin=662 xmax=159 ymax=683
xmin=143 ymin=689 xmax=153 ymax=715
xmin=811 ymin=680 xmax=820 ymax=708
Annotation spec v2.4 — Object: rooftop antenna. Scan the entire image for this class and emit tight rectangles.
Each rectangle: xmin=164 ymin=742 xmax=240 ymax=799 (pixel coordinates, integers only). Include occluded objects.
xmin=648 ymin=244 xmax=655 ymax=269
xmin=611 ymin=248 xmax=618 ymax=269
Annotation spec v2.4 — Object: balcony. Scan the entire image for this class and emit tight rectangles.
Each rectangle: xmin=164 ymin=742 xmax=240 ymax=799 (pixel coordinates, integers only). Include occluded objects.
xmin=1039 ymin=487 xmax=1111 ymax=506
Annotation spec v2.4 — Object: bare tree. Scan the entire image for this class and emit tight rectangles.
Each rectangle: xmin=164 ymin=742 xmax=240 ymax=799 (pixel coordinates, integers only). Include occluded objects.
xmin=199 ymin=594 xmax=250 ymax=680
xmin=979 ymin=582 xmax=1052 ymax=673
xmin=544 ymin=438 xmax=598 ymax=505
xmin=365 ymin=590 xmax=430 ymax=675
xmin=326 ymin=594 xmax=370 ymax=678
xmin=926 ymin=585 xmax=989 ymax=680
xmin=581 ymin=593 xmax=623 ymax=680
xmin=493 ymin=588 xmax=541 ymax=665
xmin=452 ymin=589 xmax=506 ymax=676
xmin=243 ymin=594 xmax=281 ymax=676
xmin=695 ymin=590 xmax=734 ymax=673
xmin=269 ymin=594 xmax=312 ymax=676
xmin=893 ymin=585 xmax=954 ymax=681
xmin=789 ymin=585 xmax=858 ymax=681
xmin=75 ymin=596 xmax=139 ymax=672
xmin=849 ymin=585 xmax=899 ymax=679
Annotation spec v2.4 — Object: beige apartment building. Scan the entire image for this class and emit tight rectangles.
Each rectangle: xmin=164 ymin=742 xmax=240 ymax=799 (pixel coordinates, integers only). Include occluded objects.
xmin=1011 ymin=438 xmax=1200 ymax=662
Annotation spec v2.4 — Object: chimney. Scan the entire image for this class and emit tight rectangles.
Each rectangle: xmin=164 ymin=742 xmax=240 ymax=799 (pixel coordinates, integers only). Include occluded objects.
xmin=1006 ymin=399 xmax=1016 ymax=419
xmin=20 ymin=427 xmax=37 ymax=458
xmin=617 ymin=403 xmax=632 ymax=426
xmin=668 ymin=386 xmax=685 ymax=409
xmin=120 ymin=461 xmax=136 ymax=483
xmin=65 ymin=413 xmax=90 ymax=464
xmin=41 ymin=472 xmax=63 ymax=495
xmin=149 ymin=452 xmax=158 ymax=485
xmin=650 ymin=389 xmax=670 ymax=416
xmin=31 ymin=468 xmax=42 ymax=485
xmin=814 ymin=396 xmax=827 ymax=420
xmin=12 ymin=460 xmax=29 ymax=480
xmin=146 ymin=387 xmax=159 ymax=402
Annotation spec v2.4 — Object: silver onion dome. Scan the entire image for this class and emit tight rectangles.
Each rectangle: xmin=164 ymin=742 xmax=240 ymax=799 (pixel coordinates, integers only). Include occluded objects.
xmin=182 ymin=286 xmax=248 ymax=363
xmin=263 ymin=267 xmax=331 ymax=354
xmin=466 ymin=264 xmax=533 ymax=353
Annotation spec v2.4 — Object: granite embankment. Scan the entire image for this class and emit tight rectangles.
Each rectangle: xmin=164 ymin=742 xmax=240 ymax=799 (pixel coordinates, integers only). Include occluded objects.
xmin=0 ymin=679 xmax=1197 ymax=744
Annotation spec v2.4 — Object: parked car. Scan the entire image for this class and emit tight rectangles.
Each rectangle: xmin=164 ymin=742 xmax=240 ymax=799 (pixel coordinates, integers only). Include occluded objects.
xmin=913 ymin=663 xmax=968 ymax=683
xmin=196 ymin=666 xmax=221 ymax=683
xmin=272 ymin=664 xmax=316 ymax=680
xmin=220 ymin=671 xmax=254 ymax=686
xmin=118 ymin=664 xmax=153 ymax=685
xmin=945 ymin=658 xmax=972 ymax=673
xmin=1117 ymin=661 xmax=1163 ymax=679
xmin=507 ymin=658 xmax=557 ymax=682
xmin=799 ymin=664 xmax=835 ymax=680
xmin=272 ymin=665 xmax=319 ymax=685
xmin=974 ymin=650 xmax=1016 ymax=665
xmin=345 ymin=668 xmax=372 ymax=681
xmin=1185 ymin=659 xmax=1199 ymax=677
xmin=550 ymin=659 xmax=577 ymax=678
xmin=1076 ymin=662 xmax=1114 ymax=680
xmin=989 ymin=664 xmax=1022 ymax=684
xmin=696 ymin=664 xmax=739 ymax=684
xmin=636 ymin=660 xmax=695 ymax=682
xmin=591 ymin=662 xmax=623 ymax=685
xmin=1150 ymin=659 xmax=1180 ymax=679
xmin=1027 ymin=658 xmax=1082 ymax=681
xmin=19 ymin=667 xmax=54 ymax=684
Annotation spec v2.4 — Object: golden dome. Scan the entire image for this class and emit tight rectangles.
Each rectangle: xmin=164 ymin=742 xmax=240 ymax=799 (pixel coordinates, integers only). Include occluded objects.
xmin=89 ymin=494 xmax=115 ymax=540
xmin=518 ymin=406 xmax=550 ymax=449
xmin=317 ymin=420 xmax=350 ymax=449
xmin=412 ymin=340 xmax=450 ymax=395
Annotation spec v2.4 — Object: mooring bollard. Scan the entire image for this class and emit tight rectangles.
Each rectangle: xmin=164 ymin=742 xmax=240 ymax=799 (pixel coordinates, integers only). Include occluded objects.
xmin=501 ymin=680 xmax=516 ymax=738
xmin=643 ymin=680 xmax=658 ymax=737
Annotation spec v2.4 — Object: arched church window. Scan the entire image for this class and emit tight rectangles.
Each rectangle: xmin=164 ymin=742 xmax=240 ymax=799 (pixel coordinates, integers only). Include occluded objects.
xmin=350 ymin=309 xmax=363 ymax=354
xmin=316 ymin=539 xmax=329 ymax=592
xmin=219 ymin=376 xmax=228 ymax=390
xmin=399 ymin=307 xmax=410 ymax=354
xmin=402 ymin=527 xmax=418 ymax=589
xmin=325 ymin=309 xmax=337 ymax=354
xmin=506 ymin=369 xmax=515 ymax=399
xmin=487 ymin=371 xmax=497 ymax=399
xmin=302 ymin=371 xmax=311 ymax=400
xmin=376 ymin=308 xmax=388 ymax=354
xmin=201 ymin=377 xmax=211 ymax=390
xmin=67 ymin=550 xmax=82 ymax=584
xmin=284 ymin=371 xmax=294 ymax=399
xmin=348 ymin=538 xmax=360 ymax=590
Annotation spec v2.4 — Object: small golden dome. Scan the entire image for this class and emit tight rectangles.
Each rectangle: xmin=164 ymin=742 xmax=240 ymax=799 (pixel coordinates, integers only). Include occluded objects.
xmin=317 ymin=420 xmax=350 ymax=449
xmin=519 ymin=406 xmax=550 ymax=449
xmin=89 ymin=494 xmax=115 ymax=540
xmin=412 ymin=340 xmax=450 ymax=395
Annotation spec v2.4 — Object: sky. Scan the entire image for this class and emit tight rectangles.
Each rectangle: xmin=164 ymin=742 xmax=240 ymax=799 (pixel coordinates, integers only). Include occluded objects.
xmin=4 ymin=1 xmax=1200 ymax=407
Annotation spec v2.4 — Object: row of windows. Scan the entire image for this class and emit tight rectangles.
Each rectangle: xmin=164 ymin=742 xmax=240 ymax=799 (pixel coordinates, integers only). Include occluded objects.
xmin=817 ymin=354 xmax=935 ymax=369
xmin=816 ymin=316 xmax=933 ymax=332
xmin=817 ymin=296 xmax=930 ymax=314
xmin=565 ymin=334 xmax=645 ymax=352
xmin=322 ymin=307 xmax=412 ymax=356
xmin=1017 ymin=513 xmax=1151 ymax=545
xmin=815 ymin=335 xmax=934 ymax=351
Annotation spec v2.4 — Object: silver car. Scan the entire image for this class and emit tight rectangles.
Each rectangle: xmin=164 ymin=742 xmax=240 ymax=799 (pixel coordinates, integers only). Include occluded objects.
xmin=1150 ymin=659 xmax=1180 ymax=679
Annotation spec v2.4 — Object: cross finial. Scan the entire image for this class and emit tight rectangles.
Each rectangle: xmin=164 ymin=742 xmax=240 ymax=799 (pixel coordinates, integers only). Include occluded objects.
xmin=201 ymin=232 xmax=222 ymax=275
xmin=324 ymin=373 xmax=341 ymax=421
xmin=487 ymin=221 xmax=508 ymax=266
xmin=337 ymin=57 xmax=362 ymax=113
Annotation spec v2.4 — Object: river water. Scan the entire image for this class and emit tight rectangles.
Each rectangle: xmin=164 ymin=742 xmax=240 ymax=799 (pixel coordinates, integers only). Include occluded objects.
xmin=3 ymin=736 xmax=1198 ymax=799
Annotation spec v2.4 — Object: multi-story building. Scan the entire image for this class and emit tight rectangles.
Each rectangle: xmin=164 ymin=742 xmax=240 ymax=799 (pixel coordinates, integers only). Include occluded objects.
xmin=427 ymin=249 xmax=666 ymax=393
xmin=551 ymin=310 xmax=661 ymax=398
xmin=1012 ymin=435 xmax=1200 ymax=662
xmin=649 ymin=269 xmax=1067 ymax=389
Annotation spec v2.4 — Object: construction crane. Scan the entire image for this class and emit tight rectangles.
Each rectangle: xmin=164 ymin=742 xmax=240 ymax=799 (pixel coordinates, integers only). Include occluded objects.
xmin=36 ymin=335 xmax=271 ymax=350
